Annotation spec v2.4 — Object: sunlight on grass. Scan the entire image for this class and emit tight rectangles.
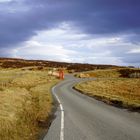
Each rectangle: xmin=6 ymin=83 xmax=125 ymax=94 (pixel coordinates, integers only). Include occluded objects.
xmin=75 ymin=69 xmax=121 ymax=78
xmin=75 ymin=78 xmax=140 ymax=108
xmin=0 ymin=69 xmax=58 ymax=140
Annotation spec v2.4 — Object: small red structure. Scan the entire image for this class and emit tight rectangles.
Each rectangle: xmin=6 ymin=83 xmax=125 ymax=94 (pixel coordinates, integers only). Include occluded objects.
xmin=59 ymin=69 xmax=64 ymax=79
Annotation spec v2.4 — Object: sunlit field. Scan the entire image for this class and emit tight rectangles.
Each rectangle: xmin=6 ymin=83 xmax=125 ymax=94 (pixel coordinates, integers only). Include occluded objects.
xmin=0 ymin=68 xmax=58 ymax=140
xmin=76 ymin=69 xmax=121 ymax=78
xmin=75 ymin=68 xmax=140 ymax=78
xmin=75 ymin=69 xmax=140 ymax=109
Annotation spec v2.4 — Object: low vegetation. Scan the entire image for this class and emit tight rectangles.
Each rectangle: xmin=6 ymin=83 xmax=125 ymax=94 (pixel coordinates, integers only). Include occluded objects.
xmin=75 ymin=68 xmax=140 ymax=110
xmin=75 ymin=68 xmax=140 ymax=78
xmin=118 ymin=68 xmax=140 ymax=78
xmin=0 ymin=69 xmax=58 ymax=140
xmin=75 ymin=69 xmax=121 ymax=78
xmin=0 ymin=57 xmax=122 ymax=72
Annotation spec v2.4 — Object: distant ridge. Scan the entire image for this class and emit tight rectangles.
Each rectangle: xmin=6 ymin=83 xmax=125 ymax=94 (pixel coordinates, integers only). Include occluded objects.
xmin=0 ymin=57 xmax=125 ymax=72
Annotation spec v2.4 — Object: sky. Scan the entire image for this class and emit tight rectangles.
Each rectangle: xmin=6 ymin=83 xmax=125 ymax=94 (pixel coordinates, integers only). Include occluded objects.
xmin=0 ymin=0 xmax=140 ymax=66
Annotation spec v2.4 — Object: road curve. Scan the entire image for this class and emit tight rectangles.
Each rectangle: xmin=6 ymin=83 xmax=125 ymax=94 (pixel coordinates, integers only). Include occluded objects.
xmin=43 ymin=75 xmax=140 ymax=140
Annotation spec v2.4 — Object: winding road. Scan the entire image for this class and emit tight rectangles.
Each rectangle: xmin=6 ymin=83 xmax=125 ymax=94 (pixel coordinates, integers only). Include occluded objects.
xmin=43 ymin=74 xmax=140 ymax=140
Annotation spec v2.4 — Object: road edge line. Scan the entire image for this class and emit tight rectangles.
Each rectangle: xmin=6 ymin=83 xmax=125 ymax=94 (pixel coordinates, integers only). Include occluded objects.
xmin=52 ymin=86 xmax=64 ymax=140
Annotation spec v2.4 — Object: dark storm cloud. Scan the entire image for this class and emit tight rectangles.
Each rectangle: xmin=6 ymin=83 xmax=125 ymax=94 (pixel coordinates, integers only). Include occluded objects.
xmin=0 ymin=0 xmax=140 ymax=48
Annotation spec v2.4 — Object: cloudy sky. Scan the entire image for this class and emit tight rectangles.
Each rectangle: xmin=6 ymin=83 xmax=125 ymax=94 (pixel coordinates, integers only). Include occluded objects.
xmin=0 ymin=0 xmax=140 ymax=66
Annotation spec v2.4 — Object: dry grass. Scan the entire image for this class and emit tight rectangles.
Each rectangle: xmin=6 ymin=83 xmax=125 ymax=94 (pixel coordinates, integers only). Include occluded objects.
xmin=75 ymin=78 xmax=140 ymax=109
xmin=0 ymin=69 xmax=58 ymax=140
xmin=75 ymin=69 xmax=121 ymax=78
xmin=87 ymin=69 xmax=121 ymax=78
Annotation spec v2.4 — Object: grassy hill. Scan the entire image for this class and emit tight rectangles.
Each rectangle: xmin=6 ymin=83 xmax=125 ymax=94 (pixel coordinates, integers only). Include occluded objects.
xmin=0 ymin=57 xmax=123 ymax=72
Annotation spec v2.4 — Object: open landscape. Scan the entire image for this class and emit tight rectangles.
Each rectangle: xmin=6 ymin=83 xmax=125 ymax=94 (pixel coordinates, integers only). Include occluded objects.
xmin=0 ymin=58 xmax=140 ymax=140
xmin=0 ymin=58 xmax=120 ymax=140
xmin=1 ymin=1 xmax=140 ymax=139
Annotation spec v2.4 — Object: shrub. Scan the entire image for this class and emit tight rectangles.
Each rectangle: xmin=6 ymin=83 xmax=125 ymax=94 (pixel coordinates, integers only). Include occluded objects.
xmin=118 ymin=69 xmax=140 ymax=78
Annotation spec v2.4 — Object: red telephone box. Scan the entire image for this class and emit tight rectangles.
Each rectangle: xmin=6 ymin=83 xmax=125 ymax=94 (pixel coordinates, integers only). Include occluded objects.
xmin=59 ymin=70 xmax=64 ymax=79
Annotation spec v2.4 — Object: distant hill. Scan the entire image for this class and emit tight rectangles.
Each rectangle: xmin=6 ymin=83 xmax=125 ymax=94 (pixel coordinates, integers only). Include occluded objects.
xmin=0 ymin=57 xmax=124 ymax=72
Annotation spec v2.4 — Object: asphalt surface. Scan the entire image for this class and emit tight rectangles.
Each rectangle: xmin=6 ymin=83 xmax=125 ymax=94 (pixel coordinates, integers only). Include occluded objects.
xmin=43 ymin=75 xmax=140 ymax=140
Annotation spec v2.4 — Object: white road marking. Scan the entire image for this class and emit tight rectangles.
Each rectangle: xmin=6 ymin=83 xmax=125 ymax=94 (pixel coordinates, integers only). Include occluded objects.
xmin=52 ymin=87 xmax=64 ymax=140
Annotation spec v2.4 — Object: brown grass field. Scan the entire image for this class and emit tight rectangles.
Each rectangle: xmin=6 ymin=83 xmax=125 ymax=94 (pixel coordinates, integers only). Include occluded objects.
xmin=75 ymin=69 xmax=140 ymax=110
xmin=82 ymin=69 xmax=121 ymax=78
xmin=75 ymin=68 xmax=140 ymax=78
xmin=0 ymin=68 xmax=59 ymax=140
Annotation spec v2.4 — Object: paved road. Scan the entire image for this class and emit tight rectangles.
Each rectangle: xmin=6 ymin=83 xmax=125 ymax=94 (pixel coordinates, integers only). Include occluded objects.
xmin=43 ymin=75 xmax=140 ymax=140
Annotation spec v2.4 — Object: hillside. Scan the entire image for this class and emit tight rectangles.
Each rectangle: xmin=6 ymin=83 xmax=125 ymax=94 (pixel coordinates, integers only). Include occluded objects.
xmin=0 ymin=57 xmax=123 ymax=72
